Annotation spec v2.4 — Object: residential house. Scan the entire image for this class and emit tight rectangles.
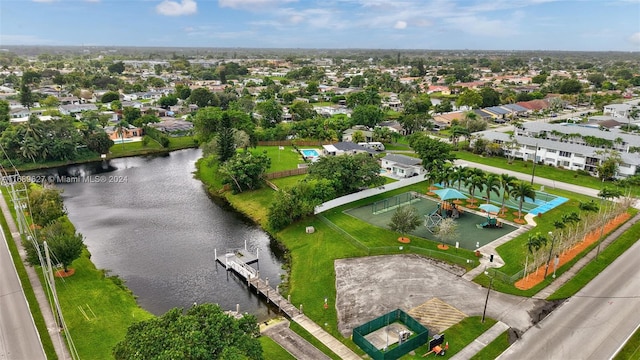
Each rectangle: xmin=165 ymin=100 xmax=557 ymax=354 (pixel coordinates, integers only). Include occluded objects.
xmin=106 ymin=124 xmax=143 ymax=141
xmin=342 ymin=127 xmax=374 ymax=142
xmin=381 ymin=154 xmax=424 ymax=178
xmin=58 ymin=104 xmax=98 ymax=116
xmin=322 ymin=142 xmax=377 ymax=157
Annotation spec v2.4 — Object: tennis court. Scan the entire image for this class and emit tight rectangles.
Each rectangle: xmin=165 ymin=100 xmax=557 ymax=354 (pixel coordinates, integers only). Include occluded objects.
xmin=344 ymin=192 xmax=518 ymax=250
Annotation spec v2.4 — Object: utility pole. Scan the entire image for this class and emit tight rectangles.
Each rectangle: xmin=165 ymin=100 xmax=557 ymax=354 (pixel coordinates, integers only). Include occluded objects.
xmin=482 ymin=273 xmax=494 ymax=323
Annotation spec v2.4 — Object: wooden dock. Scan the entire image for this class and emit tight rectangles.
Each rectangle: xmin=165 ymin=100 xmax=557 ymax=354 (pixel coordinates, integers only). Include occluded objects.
xmin=215 ymin=247 xmax=362 ymax=359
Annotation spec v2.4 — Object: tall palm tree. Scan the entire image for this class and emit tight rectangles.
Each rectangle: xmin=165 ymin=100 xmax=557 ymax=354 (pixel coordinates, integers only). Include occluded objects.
xmin=115 ymin=120 xmax=129 ymax=149
xmin=525 ymin=232 xmax=548 ymax=277
xmin=510 ymin=181 xmax=536 ymax=220
xmin=499 ymin=174 xmax=518 ymax=214
xmin=484 ymin=173 xmax=501 ymax=204
xmin=466 ymin=172 xmax=486 ymax=206
xmin=20 ymin=137 xmax=39 ymax=163
xmin=451 ymin=165 xmax=468 ymax=191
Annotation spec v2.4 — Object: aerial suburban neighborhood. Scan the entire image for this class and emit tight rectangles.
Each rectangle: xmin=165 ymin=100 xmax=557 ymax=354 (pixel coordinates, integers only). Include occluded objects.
xmin=1 ymin=1 xmax=640 ymax=359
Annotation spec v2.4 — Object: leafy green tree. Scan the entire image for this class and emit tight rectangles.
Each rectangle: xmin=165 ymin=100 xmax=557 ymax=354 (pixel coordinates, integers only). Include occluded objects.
xmin=158 ymin=94 xmax=178 ymax=108
xmin=122 ymin=107 xmax=141 ymax=124
xmin=101 ymin=91 xmax=121 ymax=103
xmin=399 ymin=113 xmax=431 ymax=135
xmin=346 ymin=86 xmax=381 ymax=108
xmin=85 ymin=132 xmax=114 ymax=154
xmin=113 ymin=303 xmax=262 ymax=360
xmin=289 ymin=100 xmax=316 ymax=121
xmin=28 ymin=185 xmax=66 ymax=227
xmin=480 ymin=87 xmax=501 ymax=107
xmin=44 ymin=220 xmax=85 ymax=273
xmin=175 ymin=84 xmax=191 ymax=100
xmin=107 ymin=61 xmax=125 ymax=74
xmin=558 ymin=79 xmax=582 ymax=94
xmin=110 ymin=100 xmax=122 ymax=111
xmin=408 ymin=132 xmax=455 ymax=172
xmin=219 ymin=151 xmax=271 ymax=193
xmin=456 ymin=89 xmax=483 ymax=109
xmin=256 ymin=99 xmax=283 ymax=128
xmin=41 ymin=95 xmax=60 ymax=108
xmin=388 ymin=206 xmax=422 ymax=240
xmin=189 ymin=87 xmax=214 ymax=108
xmin=595 ymin=149 xmax=622 ymax=181
xmin=351 ymin=104 xmax=384 ymax=128
xmin=308 ymin=153 xmax=384 ymax=196
xmin=267 ymin=179 xmax=334 ymax=231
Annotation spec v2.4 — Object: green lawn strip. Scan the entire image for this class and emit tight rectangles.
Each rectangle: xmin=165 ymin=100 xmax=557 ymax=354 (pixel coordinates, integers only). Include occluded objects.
xmin=227 ymin=186 xmax=275 ymax=227
xmin=277 ymin=219 xmax=366 ymax=348
xmin=258 ymin=335 xmax=296 ymax=360
xmin=454 ymin=150 xmax=640 ymax=197
xmin=470 ymin=330 xmax=510 ymax=360
xmin=54 ymin=250 xmax=153 ymax=359
xmin=548 ymin=219 xmax=640 ymax=300
xmin=0 ymin=190 xmax=57 ymax=359
xmin=270 ymin=174 xmax=307 ymax=189
xmin=288 ymin=321 xmax=343 ymax=360
xmin=167 ymin=135 xmax=197 ymax=150
xmin=251 ymin=146 xmax=305 ymax=173
xmin=399 ymin=317 xmax=497 ymax=359
xmin=108 ymin=138 xmax=163 ymax=156
xmin=614 ymin=325 xmax=640 ymax=360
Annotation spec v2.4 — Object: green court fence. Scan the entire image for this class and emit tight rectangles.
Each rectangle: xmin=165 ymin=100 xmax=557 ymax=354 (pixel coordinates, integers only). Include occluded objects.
xmin=353 ymin=309 xmax=429 ymax=360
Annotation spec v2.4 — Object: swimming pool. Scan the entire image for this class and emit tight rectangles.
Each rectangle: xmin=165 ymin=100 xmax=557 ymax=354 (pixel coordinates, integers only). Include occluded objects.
xmin=301 ymin=149 xmax=320 ymax=158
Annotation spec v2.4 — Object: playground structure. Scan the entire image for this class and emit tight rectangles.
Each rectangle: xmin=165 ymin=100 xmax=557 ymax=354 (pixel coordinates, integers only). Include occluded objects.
xmin=372 ymin=192 xmax=420 ymax=215
xmin=477 ymin=216 xmax=503 ymax=229
xmin=425 ymin=201 xmax=463 ymax=233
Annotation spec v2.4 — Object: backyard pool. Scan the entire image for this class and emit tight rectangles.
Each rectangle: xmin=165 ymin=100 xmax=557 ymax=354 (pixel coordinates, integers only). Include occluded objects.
xmin=300 ymin=149 xmax=321 ymax=158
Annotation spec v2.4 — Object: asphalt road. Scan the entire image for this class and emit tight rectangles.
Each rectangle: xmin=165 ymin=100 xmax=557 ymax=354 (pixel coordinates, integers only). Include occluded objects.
xmin=498 ymin=235 xmax=640 ymax=360
xmin=0 ymin=226 xmax=46 ymax=359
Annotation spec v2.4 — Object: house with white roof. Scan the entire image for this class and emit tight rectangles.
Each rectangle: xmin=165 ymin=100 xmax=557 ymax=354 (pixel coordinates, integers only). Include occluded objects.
xmin=381 ymin=154 xmax=423 ymax=178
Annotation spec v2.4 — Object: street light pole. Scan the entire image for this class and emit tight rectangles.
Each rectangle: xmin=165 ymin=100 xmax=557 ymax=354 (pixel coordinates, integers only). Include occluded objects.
xmin=481 ymin=272 xmax=494 ymax=323
xmin=543 ymin=231 xmax=555 ymax=278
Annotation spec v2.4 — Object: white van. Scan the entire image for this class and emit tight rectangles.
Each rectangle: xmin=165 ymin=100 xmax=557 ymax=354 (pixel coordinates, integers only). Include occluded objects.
xmin=358 ymin=142 xmax=385 ymax=151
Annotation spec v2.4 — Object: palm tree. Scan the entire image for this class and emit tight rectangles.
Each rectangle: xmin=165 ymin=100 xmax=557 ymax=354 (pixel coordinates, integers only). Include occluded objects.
xmin=525 ymin=232 xmax=548 ymax=278
xmin=465 ymin=171 xmax=486 ymax=207
xmin=499 ymin=174 xmax=518 ymax=214
xmin=115 ymin=120 xmax=129 ymax=149
xmin=510 ymin=181 xmax=536 ymax=221
xmin=484 ymin=174 xmax=501 ymax=204
xmin=20 ymin=137 xmax=39 ymax=163
xmin=451 ymin=166 xmax=468 ymax=191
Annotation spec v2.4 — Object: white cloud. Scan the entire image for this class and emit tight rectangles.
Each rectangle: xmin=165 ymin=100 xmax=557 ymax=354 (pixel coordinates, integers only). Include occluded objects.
xmin=218 ymin=0 xmax=296 ymax=10
xmin=32 ymin=0 xmax=56 ymax=3
xmin=156 ymin=0 xmax=197 ymax=16
xmin=394 ymin=21 xmax=407 ymax=29
xmin=630 ymin=32 xmax=640 ymax=45
xmin=0 ymin=34 xmax=53 ymax=45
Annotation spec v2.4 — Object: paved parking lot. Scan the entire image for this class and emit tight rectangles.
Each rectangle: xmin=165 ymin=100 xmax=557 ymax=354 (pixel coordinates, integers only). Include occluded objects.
xmin=335 ymin=254 xmax=549 ymax=337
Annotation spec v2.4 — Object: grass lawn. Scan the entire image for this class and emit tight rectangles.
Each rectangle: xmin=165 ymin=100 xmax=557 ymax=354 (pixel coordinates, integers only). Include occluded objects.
xmin=470 ymin=330 xmax=510 ymax=360
xmin=55 ymin=250 xmax=153 ymax=359
xmin=614 ymin=326 xmax=640 ymax=360
xmin=258 ymin=335 xmax=296 ymax=360
xmin=250 ymin=146 xmax=306 ymax=173
xmin=454 ymin=151 xmax=640 ymax=197
xmin=271 ymin=174 xmax=307 ymax=189
xmin=399 ymin=317 xmax=497 ymax=359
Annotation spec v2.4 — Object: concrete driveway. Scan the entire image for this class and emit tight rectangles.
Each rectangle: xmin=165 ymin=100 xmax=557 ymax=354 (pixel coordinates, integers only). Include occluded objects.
xmin=335 ymin=254 xmax=552 ymax=337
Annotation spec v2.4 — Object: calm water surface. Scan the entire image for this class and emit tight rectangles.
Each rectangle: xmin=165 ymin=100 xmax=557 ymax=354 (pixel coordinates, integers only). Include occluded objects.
xmin=39 ymin=149 xmax=284 ymax=319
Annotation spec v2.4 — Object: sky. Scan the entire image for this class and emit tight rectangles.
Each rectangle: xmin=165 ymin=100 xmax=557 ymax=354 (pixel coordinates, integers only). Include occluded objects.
xmin=1 ymin=0 xmax=639 ymax=51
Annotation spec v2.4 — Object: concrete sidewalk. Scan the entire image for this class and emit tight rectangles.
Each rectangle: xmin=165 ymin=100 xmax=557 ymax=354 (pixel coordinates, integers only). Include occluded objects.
xmin=450 ymin=321 xmax=510 ymax=360
xmin=262 ymin=319 xmax=331 ymax=360
xmin=292 ymin=315 xmax=362 ymax=359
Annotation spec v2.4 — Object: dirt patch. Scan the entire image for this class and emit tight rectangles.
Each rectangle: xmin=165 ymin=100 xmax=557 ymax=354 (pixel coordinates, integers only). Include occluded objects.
xmin=54 ymin=268 xmax=75 ymax=278
xmin=437 ymin=244 xmax=449 ymax=250
xmin=515 ymin=212 xmax=631 ymax=290
xmin=398 ymin=237 xmax=411 ymax=244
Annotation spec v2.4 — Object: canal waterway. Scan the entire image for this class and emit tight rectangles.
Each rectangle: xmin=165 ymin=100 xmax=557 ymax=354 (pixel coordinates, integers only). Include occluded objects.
xmin=31 ymin=149 xmax=284 ymax=320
